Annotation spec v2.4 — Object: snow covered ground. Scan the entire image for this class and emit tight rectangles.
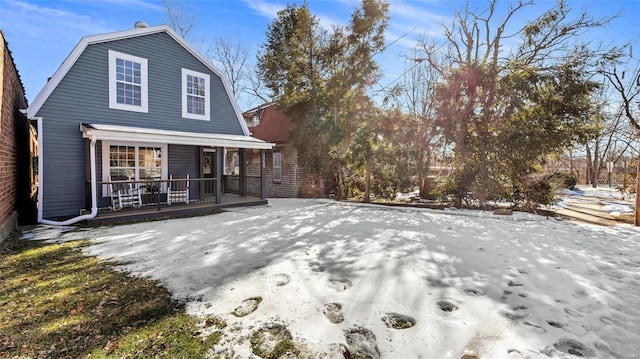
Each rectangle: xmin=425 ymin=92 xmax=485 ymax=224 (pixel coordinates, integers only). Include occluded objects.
xmin=23 ymin=191 xmax=640 ymax=358
xmin=558 ymin=186 xmax=635 ymax=218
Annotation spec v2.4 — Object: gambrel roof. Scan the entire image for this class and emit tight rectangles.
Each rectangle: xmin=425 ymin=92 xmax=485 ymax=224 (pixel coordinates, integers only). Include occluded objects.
xmin=26 ymin=24 xmax=250 ymax=136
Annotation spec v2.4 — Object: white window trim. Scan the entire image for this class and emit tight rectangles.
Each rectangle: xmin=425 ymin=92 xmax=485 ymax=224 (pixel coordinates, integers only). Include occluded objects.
xmin=101 ymin=141 xmax=168 ymax=197
xmin=273 ymin=152 xmax=282 ymax=182
xmin=182 ymin=68 xmax=210 ymax=121
xmin=108 ymin=50 xmax=149 ymax=113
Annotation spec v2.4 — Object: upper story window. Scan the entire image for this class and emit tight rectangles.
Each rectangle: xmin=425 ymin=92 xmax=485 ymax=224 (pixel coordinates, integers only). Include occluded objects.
xmin=182 ymin=68 xmax=210 ymax=120
xmin=250 ymin=114 xmax=260 ymax=127
xmin=108 ymin=50 xmax=148 ymax=113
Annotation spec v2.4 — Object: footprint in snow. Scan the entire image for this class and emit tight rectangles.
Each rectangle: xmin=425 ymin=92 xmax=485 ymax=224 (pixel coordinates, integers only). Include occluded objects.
xmin=432 ymin=298 xmax=461 ymax=316
xmin=323 ymin=303 xmax=344 ymax=324
xmin=507 ymin=349 xmax=537 ymax=359
xmin=329 ymin=278 xmax=352 ymax=291
xmin=268 ymin=273 xmax=290 ymax=287
xmin=249 ymin=322 xmax=293 ymax=358
xmin=549 ymin=338 xmax=594 ymax=357
xmin=501 ymin=309 xmax=528 ymax=321
xmin=343 ymin=327 xmax=381 ymax=359
xmin=309 ymin=261 xmax=327 ymax=273
xmin=381 ymin=312 xmax=416 ymax=329
xmin=547 ymin=320 xmax=564 ymax=328
xmin=464 ymin=287 xmax=484 ymax=296
xmin=523 ymin=321 xmax=547 ymax=334
xmin=232 ymin=297 xmax=262 ymax=317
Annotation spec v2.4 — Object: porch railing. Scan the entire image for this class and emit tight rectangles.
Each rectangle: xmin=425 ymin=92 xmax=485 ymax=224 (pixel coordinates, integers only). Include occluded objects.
xmin=98 ymin=177 xmax=218 ymax=210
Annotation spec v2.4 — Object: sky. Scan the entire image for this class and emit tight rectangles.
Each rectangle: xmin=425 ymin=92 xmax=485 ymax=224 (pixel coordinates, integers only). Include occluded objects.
xmin=1 ymin=0 xmax=639 ymax=110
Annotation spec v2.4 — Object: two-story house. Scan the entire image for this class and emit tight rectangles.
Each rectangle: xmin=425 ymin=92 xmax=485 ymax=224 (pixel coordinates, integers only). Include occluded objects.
xmin=26 ymin=24 xmax=273 ymax=225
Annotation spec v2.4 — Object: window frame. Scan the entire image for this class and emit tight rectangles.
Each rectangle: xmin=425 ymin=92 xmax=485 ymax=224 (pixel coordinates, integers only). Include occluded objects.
xmin=273 ymin=152 xmax=282 ymax=183
xmin=101 ymin=141 xmax=168 ymax=197
xmin=108 ymin=50 xmax=148 ymax=113
xmin=181 ymin=68 xmax=210 ymax=121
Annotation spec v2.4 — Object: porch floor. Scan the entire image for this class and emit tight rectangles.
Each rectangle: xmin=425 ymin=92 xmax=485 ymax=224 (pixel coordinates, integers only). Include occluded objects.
xmin=86 ymin=194 xmax=267 ymax=226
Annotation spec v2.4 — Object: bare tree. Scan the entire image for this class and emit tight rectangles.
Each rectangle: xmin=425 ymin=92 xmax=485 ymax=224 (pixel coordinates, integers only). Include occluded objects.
xmin=417 ymin=0 xmax=617 ymax=208
xmin=602 ymin=55 xmax=640 ymax=224
xmin=209 ymin=38 xmax=250 ymax=98
xmin=246 ymin=67 xmax=271 ymax=106
xmin=163 ymin=0 xmax=197 ymax=39
xmin=400 ymin=54 xmax=439 ymax=197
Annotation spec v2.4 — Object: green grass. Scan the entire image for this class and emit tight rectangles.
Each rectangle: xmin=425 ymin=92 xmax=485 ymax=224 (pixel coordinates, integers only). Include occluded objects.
xmin=0 ymin=231 xmax=224 ymax=359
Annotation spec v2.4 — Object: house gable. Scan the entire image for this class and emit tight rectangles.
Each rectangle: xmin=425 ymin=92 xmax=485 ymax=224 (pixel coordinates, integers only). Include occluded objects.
xmin=244 ymin=103 xmax=297 ymax=144
xmin=27 ymin=25 xmax=249 ymax=136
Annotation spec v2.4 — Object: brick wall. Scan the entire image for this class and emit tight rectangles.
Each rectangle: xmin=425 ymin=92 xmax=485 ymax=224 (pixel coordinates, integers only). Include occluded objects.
xmin=245 ymin=144 xmax=325 ymax=198
xmin=0 ymin=31 xmax=28 ymax=241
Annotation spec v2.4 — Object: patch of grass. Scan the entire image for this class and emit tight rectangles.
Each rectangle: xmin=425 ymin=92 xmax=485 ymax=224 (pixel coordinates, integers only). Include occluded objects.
xmin=249 ymin=323 xmax=300 ymax=359
xmin=0 ymin=231 xmax=219 ymax=358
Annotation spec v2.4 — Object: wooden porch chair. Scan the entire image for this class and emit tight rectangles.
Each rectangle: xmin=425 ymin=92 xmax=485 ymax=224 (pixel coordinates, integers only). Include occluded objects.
xmin=167 ymin=174 xmax=190 ymax=205
xmin=109 ymin=176 xmax=142 ymax=210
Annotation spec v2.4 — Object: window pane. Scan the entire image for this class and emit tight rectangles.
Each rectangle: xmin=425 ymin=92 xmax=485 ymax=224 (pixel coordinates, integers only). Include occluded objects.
xmin=109 ymin=146 xmax=135 ymax=180
xmin=139 ymin=147 xmax=162 ymax=167
xmin=187 ymin=95 xmax=205 ymax=115
xmin=110 ymin=168 xmax=134 ymax=181
xmin=109 ymin=145 xmax=163 ymax=182
xmin=197 ymin=99 xmax=204 ymax=114
xmin=197 ymin=78 xmax=205 ymax=95
xmin=139 ymin=168 xmax=161 ymax=180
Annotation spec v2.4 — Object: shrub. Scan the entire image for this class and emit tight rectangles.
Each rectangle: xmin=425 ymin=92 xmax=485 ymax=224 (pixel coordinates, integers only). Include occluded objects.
xmin=548 ymin=172 xmax=576 ymax=190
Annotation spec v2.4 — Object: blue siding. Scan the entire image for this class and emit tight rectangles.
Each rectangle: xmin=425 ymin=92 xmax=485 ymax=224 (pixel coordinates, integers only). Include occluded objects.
xmin=37 ymin=31 xmax=244 ymax=218
xmin=168 ymin=144 xmax=200 ymax=200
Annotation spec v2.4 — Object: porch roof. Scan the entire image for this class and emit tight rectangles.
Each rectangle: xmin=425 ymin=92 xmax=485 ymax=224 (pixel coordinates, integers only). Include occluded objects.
xmin=81 ymin=123 xmax=274 ymax=149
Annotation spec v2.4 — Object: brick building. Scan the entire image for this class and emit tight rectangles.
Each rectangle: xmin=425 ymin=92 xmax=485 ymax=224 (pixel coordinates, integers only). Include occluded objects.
xmin=1 ymin=30 xmax=35 ymax=242
xmin=242 ymin=103 xmax=324 ymax=197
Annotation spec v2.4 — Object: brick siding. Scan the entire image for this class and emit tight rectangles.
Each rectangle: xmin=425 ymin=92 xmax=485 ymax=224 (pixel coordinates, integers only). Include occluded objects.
xmin=0 ymin=31 xmax=28 ymax=240
xmin=244 ymin=145 xmax=325 ymax=198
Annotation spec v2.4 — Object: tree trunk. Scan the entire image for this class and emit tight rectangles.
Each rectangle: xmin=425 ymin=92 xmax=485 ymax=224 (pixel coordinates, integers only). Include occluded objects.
xmin=417 ymin=152 xmax=424 ymax=198
xmin=338 ymin=166 xmax=345 ymax=199
xmin=569 ymin=152 xmax=577 ymax=179
xmin=635 ymin=153 xmax=640 ymax=226
xmin=585 ymin=144 xmax=592 ymax=185
xmin=592 ymin=140 xmax=599 ymax=188
xmin=364 ymin=157 xmax=371 ymax=203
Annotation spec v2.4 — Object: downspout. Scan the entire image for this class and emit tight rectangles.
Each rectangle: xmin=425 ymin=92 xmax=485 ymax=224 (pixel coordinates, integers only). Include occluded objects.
xmin=40 ymin=137 xmax=98 ymax=225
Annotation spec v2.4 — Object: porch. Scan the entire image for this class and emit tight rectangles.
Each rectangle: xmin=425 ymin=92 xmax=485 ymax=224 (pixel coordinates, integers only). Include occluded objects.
xmin=72 ymin=123 xmax=274 ymax=226
xmin=87 ymin=175 xmax=266 ymax=225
